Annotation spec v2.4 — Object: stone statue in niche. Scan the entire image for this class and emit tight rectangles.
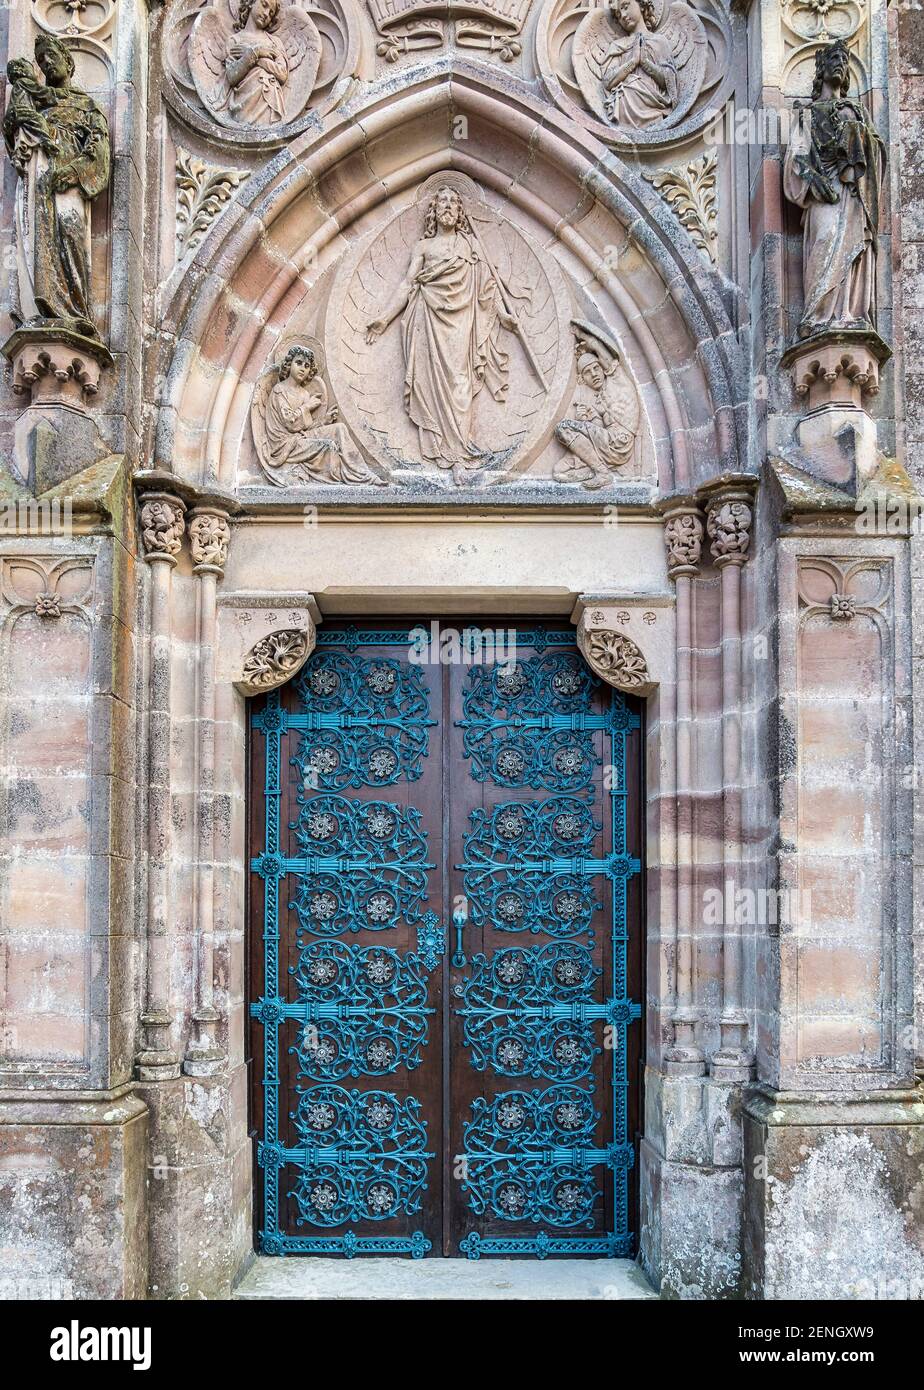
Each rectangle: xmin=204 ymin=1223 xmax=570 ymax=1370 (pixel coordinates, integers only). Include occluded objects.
xmin=554 ymin=323 xmax=639 ymax=489
xmin=2 ymin=36 xmax=110 ymax=339
xmin=251 ymin=341 xmax=386 ymax=486
xmin=572 ymin=0 xmax=706 ymax=131
xmin=782 ymin=40 xmax=885 ymax=336
xmin=363 ymin=181 xmax=555 ymax=483
xmin=189 ymin=0 xmax=322 ymax=128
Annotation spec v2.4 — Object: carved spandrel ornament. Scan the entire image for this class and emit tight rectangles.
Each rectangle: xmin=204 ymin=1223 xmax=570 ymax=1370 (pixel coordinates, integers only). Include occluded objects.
xmin=554 ymin=320 xmax=641 ymax=490
xmin=643 ymin=148 xmax=717 ymax=264
xmin=237 ymin=625 xmax=315 ymax=695
xmin=251 ymin=337 xmax=387 ymax=487
xmin=368 ymin=0 xmax=534 ymax=64
xmin=164 ymin=0 xmax=358 ymax=142
xmin=580 ymin=626 xmax=652 ymax=693
xmin=3 ymin=36 xmax=110 ymax=337
xmin=782 ymin=40 xmax=885 ymax=340
xmin=328 ymin=173 xmax=572 ymax=488
xmin=537 ymin=0 xmax=729 ymax=146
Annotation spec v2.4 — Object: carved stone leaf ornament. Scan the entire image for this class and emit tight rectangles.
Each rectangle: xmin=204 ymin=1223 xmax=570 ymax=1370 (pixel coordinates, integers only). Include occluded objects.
xmin=240 ymin=627 xmax=313 ymax=693
xmin=583 ymin=628 xmax=651 ymax=691
xmin=644 ymin=149 xmax=717 ymax=264
xmin=176 ymin=148 xmax=249 ymax=258
xmin=189 ymin=512 xmax=232 ymax=570
xmin=664 ymin=510 xmax=703 ymax=570
xmin=140 ymin=497 xmax=186 ymax=558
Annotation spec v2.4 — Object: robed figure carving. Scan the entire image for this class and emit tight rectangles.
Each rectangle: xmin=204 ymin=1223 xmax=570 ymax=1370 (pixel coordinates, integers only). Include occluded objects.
xmin=365 ymin=184 xmax=523 ymax=477
xmin=573 ymin=0 xmax=706 ymax=132
xmin=189 ymin=0 xmax=322 ymax=130
xmin=783 ymin=40 xmax=885 ymax=337
xmin=3 ymin=36 xmax=110 ymax=338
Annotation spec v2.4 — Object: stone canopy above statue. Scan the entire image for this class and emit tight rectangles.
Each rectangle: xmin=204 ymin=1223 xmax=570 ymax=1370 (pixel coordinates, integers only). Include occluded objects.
xmin=244 ymin=172 xmax=657 ymax=496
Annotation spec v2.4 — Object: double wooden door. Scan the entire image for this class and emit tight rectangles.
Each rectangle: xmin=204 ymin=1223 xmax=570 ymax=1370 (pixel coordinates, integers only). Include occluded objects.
xmin=248 ymin=621 xmax=643 ymax=1258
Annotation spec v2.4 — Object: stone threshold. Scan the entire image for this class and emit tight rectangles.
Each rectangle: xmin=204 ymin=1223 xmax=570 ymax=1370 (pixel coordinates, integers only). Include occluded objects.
xmin=233 ymin=1256 xmax=658 ymax=1301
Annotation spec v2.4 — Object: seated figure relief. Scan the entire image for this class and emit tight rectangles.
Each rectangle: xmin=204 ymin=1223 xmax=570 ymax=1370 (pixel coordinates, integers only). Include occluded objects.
xmin=572 ymin=0 xmax=707 ymax=133
xmin=252 ymin=342 xmax=386 ymax=487
xmin=187 ymin=0 xmax=322 ymax=128
xmin=554 ymin=324 xmax=640 ymax=489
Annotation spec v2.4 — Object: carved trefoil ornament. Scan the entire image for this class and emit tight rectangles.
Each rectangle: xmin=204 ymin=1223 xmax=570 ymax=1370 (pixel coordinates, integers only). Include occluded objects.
xmin=251 ymin=337 xmax=387 ymax=487
xmin=644 ymin=148 xmax=717 ymax=265
xmin=164 ymin=0 xmax=359 ymax=141
xmin=554 ymin=320 xmax=641 ymax=489
xmin=176 ymin=148 xmax=249 ymax=259
xmin=238 ymin=626 xmax=314 ymax=695
xmin=538 ymin=0 xmax=730 ymax=147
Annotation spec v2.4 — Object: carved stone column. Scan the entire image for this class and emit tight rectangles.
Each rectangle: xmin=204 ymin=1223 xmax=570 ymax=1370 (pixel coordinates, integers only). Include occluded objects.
xmin=705 ymin=484 xmax=754 ymax=1082
xmin=662 ymin=500 xmax=706 ymax=1075
xmin=136 ymin=492 xmax=186 ymax=1082
xmin=184 ymin=508 xmax=233 ymax=1076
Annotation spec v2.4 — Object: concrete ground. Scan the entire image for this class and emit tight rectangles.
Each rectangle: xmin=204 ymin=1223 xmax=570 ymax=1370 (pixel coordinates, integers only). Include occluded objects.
xmin=233 ymin=1256 xmax=658 ymax=1300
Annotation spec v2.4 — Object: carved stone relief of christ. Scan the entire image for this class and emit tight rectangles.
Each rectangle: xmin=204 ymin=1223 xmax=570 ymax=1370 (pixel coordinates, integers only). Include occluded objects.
xmin=327 ymin=173 xmax=572 ymax=487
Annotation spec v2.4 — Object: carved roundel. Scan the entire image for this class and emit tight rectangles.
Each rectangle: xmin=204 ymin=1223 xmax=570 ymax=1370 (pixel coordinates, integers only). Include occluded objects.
xmin=325 ymin=173 xmax=574 ymax=488
xmin=162 ymin=0 xmax=359 ymax=145
xmin=536 ymin=0 xmax=732 ymax=148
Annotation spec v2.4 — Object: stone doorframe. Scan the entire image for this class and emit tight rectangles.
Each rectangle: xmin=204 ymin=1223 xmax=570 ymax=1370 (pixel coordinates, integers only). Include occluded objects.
xmin=131 ymin=471 xmax=762 ymax=1298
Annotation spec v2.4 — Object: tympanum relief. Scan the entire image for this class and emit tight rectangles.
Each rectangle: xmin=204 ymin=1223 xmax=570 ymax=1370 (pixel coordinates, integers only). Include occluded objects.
xmin=244 ymin=175 xmax=654 ymax=494
xmin=537 ymin=0 xmax=729 ymax=145
xmin=164 ymin=0 xmax=358 ymax=139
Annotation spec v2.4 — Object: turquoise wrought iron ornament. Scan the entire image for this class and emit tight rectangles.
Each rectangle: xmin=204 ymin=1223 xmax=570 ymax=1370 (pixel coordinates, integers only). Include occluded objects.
xmin=454 ymin=647 xmax=641 ymax=1260
xmin=287 ymin=939 xmax=436 ymax=1079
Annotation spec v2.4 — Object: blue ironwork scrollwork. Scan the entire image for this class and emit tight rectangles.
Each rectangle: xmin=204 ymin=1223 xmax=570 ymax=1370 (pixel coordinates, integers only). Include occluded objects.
xmin=460 ymin=1085 xmax=632 ymax=1228
xmin=286 ymin=1085 xmax=433 ymax=1228
xmin=286 ymin=794 xmax=434 ymax=937
xmin=291 ymin=652 xmax=435 ymax=789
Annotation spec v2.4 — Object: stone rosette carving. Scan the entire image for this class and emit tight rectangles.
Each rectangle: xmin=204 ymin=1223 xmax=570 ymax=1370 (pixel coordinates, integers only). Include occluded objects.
xmin=581 ymin=626 xmax=652 ymax=693
xmin=664 ymin=508 xmax=703 ymax=575
xmin=328 ymin=172 xmax=572 ymax=488
xmin=554 ymin=320 xmax=641 ymax=489
xmin=536 ymin=0 xmax=730 ymax=147
xmin=140 ymin=495 xmax=186 ymax=561
xmin=781 ymin=0 xmax=868 ymax=99
xmin=189 ymin=510 xmax=232 ymax=572
xmin=0 ymin=555 xmax=93 ymax=618
xmin=176 ymin=148 xmax=249 ymax=260
xmin=238 ymin=626 xmax=314 ymax=695
xmin=796 ymin=556 xmax=889 ymax=626
xmin=644 ymin=148 xmax=717 ymax=264
xmin=163 ymin=0 xmax=358 ymax=143
xmin=251 ymin=336 xmax=386 ymax=488
xmin=706 ymin=498 xmax=751 ymax=565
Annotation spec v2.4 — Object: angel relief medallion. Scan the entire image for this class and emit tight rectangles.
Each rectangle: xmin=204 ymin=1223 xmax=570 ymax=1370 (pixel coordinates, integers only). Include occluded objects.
xmin=165 ymin=0 xmax=357 ymax=135
xmin=326 ymin=174 xmax=573 ymax=487
xmin=539 ymin=0 xmax=728 ymax=143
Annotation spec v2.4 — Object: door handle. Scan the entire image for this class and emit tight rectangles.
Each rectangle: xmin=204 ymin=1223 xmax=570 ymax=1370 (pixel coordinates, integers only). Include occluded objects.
xmin=451 ymin=906 xmax=468 ymax=968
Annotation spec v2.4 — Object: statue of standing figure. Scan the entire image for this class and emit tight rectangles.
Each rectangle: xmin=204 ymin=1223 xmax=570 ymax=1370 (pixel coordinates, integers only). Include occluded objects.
xmin=3 ymin=35 xmax=110 ymax=340
xmin=783 ymin=40 xmax=885 ymax=338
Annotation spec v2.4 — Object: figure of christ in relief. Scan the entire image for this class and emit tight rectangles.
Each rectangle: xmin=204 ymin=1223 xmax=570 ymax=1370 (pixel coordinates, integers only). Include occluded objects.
xmin=364 ymin=184 xmax=522 ymax=479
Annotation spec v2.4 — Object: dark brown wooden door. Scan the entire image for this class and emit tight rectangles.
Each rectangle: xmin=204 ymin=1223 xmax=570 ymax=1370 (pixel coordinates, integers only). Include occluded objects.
xmin=248 ymin=621 xmax=643 ymax=1258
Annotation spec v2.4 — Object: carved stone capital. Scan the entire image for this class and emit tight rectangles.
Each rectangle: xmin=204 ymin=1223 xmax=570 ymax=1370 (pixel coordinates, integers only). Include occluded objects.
xmin=139 ymin=492 xmax=186 ymax=564
xmin=706 ymin=494 xmax=752 ymax=567
xmin=662 ymin=502 xmax=704 ymax=579
xmin=238 ymin=627 xmax=314 ymax=697
xmin=189 ymin=508 xmax=231 ymax=577
xmin=3 ymin=326 xmax=113 ymax=411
